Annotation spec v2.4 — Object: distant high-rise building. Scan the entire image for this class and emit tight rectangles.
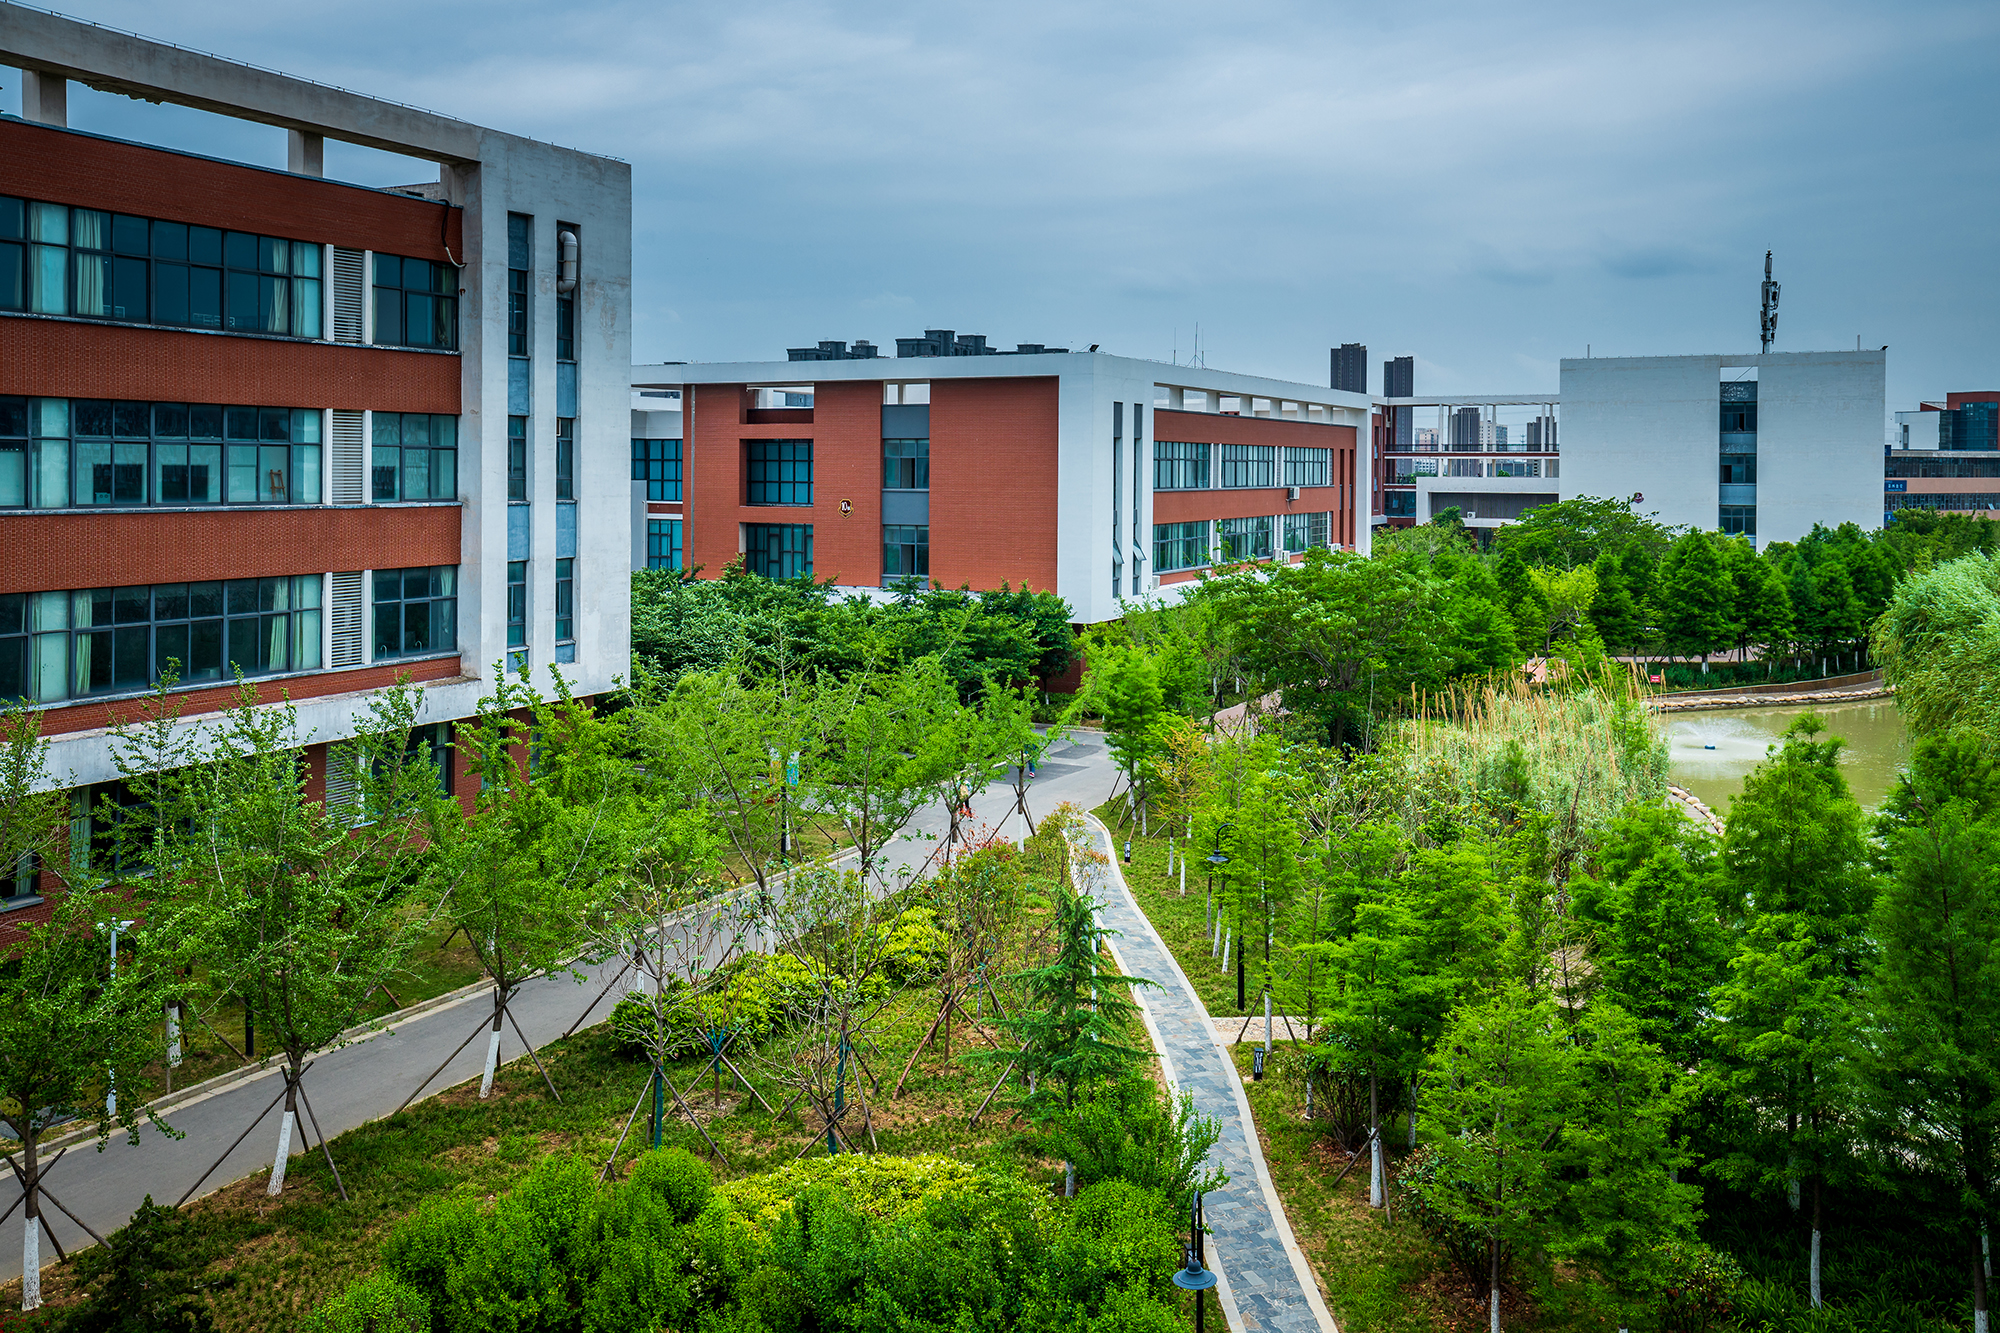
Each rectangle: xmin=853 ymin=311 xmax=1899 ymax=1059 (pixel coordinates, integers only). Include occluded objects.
xmin=1331 ymin=343 xmax=1367 ymax=394
xmin=1383 ymin=355 xmax=1414 ymax=399
xmin=1451 ymin=406 xmax=1482 ymax=449
xmin=1526 ymin=415 xmax=1557 ymax=448
xmin=1415 ymin=428 xmax=1439 ymax=448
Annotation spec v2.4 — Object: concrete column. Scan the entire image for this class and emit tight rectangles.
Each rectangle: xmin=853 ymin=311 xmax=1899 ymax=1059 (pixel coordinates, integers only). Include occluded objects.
xmin=21 ymin=69 xmax=67 ymax=125
xmin=288 ymin=129 xmax=325 ymax=176
xmin=1167 ymin=386 xmax=1185 ymax=410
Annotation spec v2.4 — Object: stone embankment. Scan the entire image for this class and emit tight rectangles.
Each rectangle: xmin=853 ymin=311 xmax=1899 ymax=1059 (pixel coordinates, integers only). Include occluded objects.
xmin=1667 ymin=784 xmax=1727 ymax=837
xmin=1648 ymin=684 xmax=1891 ymax=713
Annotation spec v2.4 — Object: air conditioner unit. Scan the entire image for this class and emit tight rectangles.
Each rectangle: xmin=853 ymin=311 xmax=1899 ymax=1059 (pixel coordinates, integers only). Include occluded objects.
xmin=1286 ymin=486 xmax=1301 ymax=501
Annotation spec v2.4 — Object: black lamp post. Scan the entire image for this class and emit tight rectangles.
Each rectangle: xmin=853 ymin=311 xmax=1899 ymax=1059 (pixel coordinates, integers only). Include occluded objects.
xmin=1203 ymin=824 xmax=1231 ymax=938
xmin=1173 ymin=1190 xmax=1218 ymax=1332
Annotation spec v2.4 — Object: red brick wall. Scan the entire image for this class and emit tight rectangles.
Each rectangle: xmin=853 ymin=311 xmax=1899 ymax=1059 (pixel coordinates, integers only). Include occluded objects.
xmin=36 ymin=656 xmax=467 ymax=738
xmin=0 ymin=317 xmax=459 ymax=413
xmin=0 ymin=504 xmax=460 ymax=593
xmin=931 ymin=377 xmax=1060 ymax=591
xmin=2 ymin=119 xmax=460 ymax=260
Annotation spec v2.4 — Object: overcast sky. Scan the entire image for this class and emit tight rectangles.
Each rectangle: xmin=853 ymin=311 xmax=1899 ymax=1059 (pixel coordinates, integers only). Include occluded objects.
xmin=9 ymin=0 xmax=1997 ymax=414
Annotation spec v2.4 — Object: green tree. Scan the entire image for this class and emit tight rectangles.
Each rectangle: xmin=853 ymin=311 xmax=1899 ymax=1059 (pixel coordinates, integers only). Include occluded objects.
xmin=1712 ymin=715 xmax=1874 ymax=1309
xmin=60 ymin=1196 xmax=216 ymax=1332
xmin=1595 ymin=848 xmax=1732 ymax=1072
xmin=150 ymin=680 xmax=446 ymax=1196
xmin=1494 ymin=549 xmax=1550 ymax=657
xmin=1589 ymin=546 xmax=1644 ymax=659
xmin=1557 ymin=1003 xmax=1701 ymax=1333
xmin=1095 ymin=643 xmax=1166 ymax=822
xmin=425 ymin=672 xmax=629 ymax=1103
xmin=1206 ymin=548 xmax=1448 ymax=748
xmin=1724 ymin=538 xmax=1795 ymax=672
xmin=992 ymin=834 xmax=1155 ymax=1113
xmin=1415 ymin=982 xmax=1575 ymax=1332
xmin=1492 ymin=495 xmax=1678 ymax=569
xmin=1618 ymin=540 xmax=1660 ymax=652
xmin=1872 ymin=551 xmax=2000 ymax=739
xmin=1656 ymin=532 xmax=1735 ymax=668
xmin=807 ymin=658 xmax=962 ymax=888
xmin=1860 ymin=731 xmax=2000 ymax=1332
xmin=0 ymin=883 xmax=172 ymax=1312
xmin=1321 ymin=877 xmax=1418 ymax=1207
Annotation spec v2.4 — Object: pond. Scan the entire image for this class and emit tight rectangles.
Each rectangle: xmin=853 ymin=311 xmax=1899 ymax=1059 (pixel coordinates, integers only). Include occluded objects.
xmin=1666 ymin=700 xmax=1910 ymax=815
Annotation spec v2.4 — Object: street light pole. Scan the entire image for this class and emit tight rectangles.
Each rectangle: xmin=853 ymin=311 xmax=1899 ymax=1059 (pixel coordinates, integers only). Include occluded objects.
xmin=1173 ymin=1189 xmax=1218 ymax=1332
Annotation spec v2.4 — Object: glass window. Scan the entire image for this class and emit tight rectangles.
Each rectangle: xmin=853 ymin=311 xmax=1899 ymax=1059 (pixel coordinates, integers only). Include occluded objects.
xmin=1719 ymin=505 xmax=1757 ymax=537
xmin=1154 ymin=440 xmax=1210 ymax=490
xmin=372 ymin=566 xmax=458 ymax=660
xmin=1720 ymin=456 xmax=1757 ymax=485
xmin=1217 ymin=515 xmax=1274 ymax=562
xmin=4 ymin=399 xmax=329 ymax=510
xmin=747 ymin=440 xmax=812 ymax=505
xmin=556 ymin=293 xmax=575 ymax=362
xmin=371 ymin=412 xmax=457 ymax=502
xmin=883 ymin=438 xmax=929 ymax=490
xmin=1282 ymin=447 xmax=1330 ymax=488
xmin=372 ymin=253 xmax=457 ymax=350
xmin=555 ymin=558 xmax=574 ymax=643
xmin=632 ymin=438 xmax=682 ymax=502
xmin=556 ymin=419 xmax=574 ymax=500
xmin=1153 ymin=521 xmax=1210 ymax=572
xmin=508 ymin=416 xmax=528 ymax=501
xmin=646 ymin=518 xmax=684 ymax=571
xmin=1218 ymin=444 xmax=1275 ymax=489
xmin=0 ymin=195 xmax=23 ymax=314
xmin=507 ymin=213 xmax=531 ymax=358
xmin=505 ymin=561 xmax=527 ymax=673
xmin=883 ymin=525 xmax=929 ymax=587
xmin=743 ymin=524 xmax=813 ymax=580
xmin=1384 ymin=490 xmax=1416 ymax=518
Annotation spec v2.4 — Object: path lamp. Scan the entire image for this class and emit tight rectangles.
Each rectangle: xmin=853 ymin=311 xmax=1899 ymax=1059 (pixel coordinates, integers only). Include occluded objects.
xmin=1203 ymin=827 xmax=1231 ymax=938
xmin=1173 ymin=1190 xmax=1218 ymax=1333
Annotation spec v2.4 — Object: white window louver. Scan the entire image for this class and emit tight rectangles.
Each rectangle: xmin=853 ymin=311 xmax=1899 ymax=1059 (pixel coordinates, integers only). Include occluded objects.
xmin=322 ymin=742 xmax=361 ymax=822
xmin=329 ymin=571 xmax=365 ymax=669
xmin=330 ymin=410 xmax=365 ymax=504
xmin=330 ymin=247 xmax=366 ymax=344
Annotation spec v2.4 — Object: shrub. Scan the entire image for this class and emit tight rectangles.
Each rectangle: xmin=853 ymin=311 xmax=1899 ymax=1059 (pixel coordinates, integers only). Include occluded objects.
xmin=299 ymin=1273 xmax=429 ymax=1333
xmin=628 ymin=1145 xmax=713 ymax=1224
xmin=379 ymin=1193 xmax=481 ymax=1319
xmin=57 ymin=1195 xmax=218 ymax=1333
xmin=1650 ymin=1238 xmax=1742 ymax=1333
xmin=718 ymin=1152 xmax=1049 ymax=1237
xmin=874 ymin=906 xmax=948 ymax=984
xmin=1050 ymin=1075 xmax=1228 ymax=1211
xmin=1397 ymin=1143 xmax=1514 ymax=1289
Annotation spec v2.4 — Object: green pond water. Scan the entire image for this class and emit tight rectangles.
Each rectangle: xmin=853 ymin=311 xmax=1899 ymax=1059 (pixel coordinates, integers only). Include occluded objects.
xmin=1666 ymin=700 xmax=1910 ymax=815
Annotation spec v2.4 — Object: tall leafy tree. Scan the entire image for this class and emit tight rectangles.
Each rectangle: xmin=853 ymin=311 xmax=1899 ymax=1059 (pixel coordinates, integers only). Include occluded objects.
xmin=1860 ymin=732 xmax=2000 ymax=1333
xmin=807 ymin=658 xmax=961 ymax=889
xmin=423 ymin=672 xmax=629 ymax=1102
xmin=1724 ymin=539 xmax=1795 ymax=672
xmin=1712 ymin=715 xmax=1874 ymax=1309
xmin=154 ymin=681 xmax=448 ymax=1195
xmin=1656 ymin=532 xmax=1736 ymax=668
xmin=1 ymin=884 xmax=173 ymax=1312
xmin=1320 ymin=878 xmax=1417 ymax=1206
xmin=1494 ymin=549 xmax=1550 ymax=658
xmin=1588 ymin=546 xmax=1644 ymax=660
xmin=1490 ymin=495 xmax=1678 ymax=569
xmin=1415 ymin=982 xmax=1575 ymax=1333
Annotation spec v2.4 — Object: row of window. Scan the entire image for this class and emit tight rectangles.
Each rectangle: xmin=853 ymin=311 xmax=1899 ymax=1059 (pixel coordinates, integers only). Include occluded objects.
xmin=1394 ymin=459 xmax=1548 ymax=484
xmin=1152 ymin=513 xmax=1335 ymax=572
xmin=1 ymin=197 xmax=323 ymax=338
xmin=504 ymin=215 xmax=577 ymax=364
xmin=1 ymin=398 xmax=324 ymax=508
xmin=1154 ymin=442 xmax=1335 ymax=491
xmin=0 ymin=577 xmax=322 ymax=704
xmin=1885 ymin=493 xmax=2000 ymax=513
xmin=1885 ymin=456 xmax=2000 ymax=478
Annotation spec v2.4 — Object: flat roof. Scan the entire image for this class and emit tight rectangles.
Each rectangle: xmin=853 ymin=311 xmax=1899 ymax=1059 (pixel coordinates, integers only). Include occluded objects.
xmin=633 ymin=351 xmax=1376 ymax=409
xmin=0 ymin=1 xmax=619 ymax=166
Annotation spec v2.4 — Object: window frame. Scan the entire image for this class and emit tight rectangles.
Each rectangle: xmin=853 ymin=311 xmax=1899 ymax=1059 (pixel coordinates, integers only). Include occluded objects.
xmin=743 ymin=523 xmax=813 ymax=580
xmin=645 ymin=518 xmax=684 ymax=571
xmin=371 ymin=566 xmax=458 ymax=662
xmin=746 ymin=439 xmax=813 ymax=506
xmin=882 ymin=524 xmax=929 ymax=588
xmin=882 ymin=438 xmax=930 ymax=490
xmin=632 ymin=437 xmax=683 ymax=502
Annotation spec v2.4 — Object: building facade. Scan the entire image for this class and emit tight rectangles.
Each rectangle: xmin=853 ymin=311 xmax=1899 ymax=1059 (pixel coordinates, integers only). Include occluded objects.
xmin=1559 ymin=351 xmax=1884 ymax=546
xmin=1 ymin=9 xmax=631 ymax=918
xmin=1885 ymin=391 xmax=2000 ymax=522
xmin=1374 ymin=395 xmax=1563 ymax=531
xmin=631 ymin=345 xmax=1372 ymax=623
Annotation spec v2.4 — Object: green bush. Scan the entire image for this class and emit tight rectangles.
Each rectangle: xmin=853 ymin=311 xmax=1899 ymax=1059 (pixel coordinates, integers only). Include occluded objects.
xmin=874 ymin=906 xmax=948 ymax=984
xmin=379 ymin=1193 xmax=481 ymax=1323
xmin=1397 ymin=1143 xmax=1514 ymax=1290
xmin=717 ymin=1151 xmax=1048 ymax=1236
xmin=299 ymin=1273 xmax=430 ymax=1333
xmin=56 ymin=1195 xmax=218 ymax=1333
xmin=628 ymin=1145 xmax=714 ymax=1224
xmin=1050 ymin=1075 xmax=1229 ymax=1211
xmin=1650 ymin=1237 xmax=1742 ymax=1333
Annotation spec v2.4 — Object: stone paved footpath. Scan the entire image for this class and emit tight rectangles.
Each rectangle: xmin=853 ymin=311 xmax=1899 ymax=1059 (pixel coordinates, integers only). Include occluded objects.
xmin=1078 ymin=816 xmax=1338 ymax=1333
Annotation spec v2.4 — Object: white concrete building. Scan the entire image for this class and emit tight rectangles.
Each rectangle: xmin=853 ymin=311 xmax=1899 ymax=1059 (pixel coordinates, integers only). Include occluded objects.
xmin=1559 ymin=351 xmax=1885 ymax=546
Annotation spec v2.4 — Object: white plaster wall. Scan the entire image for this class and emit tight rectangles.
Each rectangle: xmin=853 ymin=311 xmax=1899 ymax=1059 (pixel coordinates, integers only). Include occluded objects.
xmin=1756 ymin=351 xmax=1884 ymax=543
xmin=1558 ymin=355 xmax=1723 ymax=532
xmin=452 ymin=133 xmax=631 ymax=701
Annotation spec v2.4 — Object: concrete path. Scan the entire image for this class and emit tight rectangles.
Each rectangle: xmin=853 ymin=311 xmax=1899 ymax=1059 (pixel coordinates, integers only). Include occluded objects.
xmin=1 ymin=731 xmax=1119 ymax=1287
xmin=1081 ymin=815 xmax=1338 ymax=1333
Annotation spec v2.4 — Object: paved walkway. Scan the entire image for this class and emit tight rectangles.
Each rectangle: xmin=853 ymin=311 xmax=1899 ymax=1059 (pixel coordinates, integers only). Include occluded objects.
xmin=1079 ymin=815 xmax=1337 ymax=1333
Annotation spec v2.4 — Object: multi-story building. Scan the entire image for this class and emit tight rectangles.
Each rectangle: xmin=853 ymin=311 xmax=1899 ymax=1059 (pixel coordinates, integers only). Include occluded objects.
xmin=1559 ymin=351 xmax=1884 ymax=545
xmin=1330 ymin=343 xmax=1367 ymax=395
xmin=1 ymin=9 xmax=631 ymax=919
xmin=1885 ymin=392 xmax=2000 ymax=522
xmin=630 ymin=338 xmax=1373 ymax=622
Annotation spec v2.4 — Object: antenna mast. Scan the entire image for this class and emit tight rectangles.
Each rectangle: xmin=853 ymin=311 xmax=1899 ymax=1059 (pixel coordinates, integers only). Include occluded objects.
xmin=1759 ymin=251 xmax=1780 ymax=353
